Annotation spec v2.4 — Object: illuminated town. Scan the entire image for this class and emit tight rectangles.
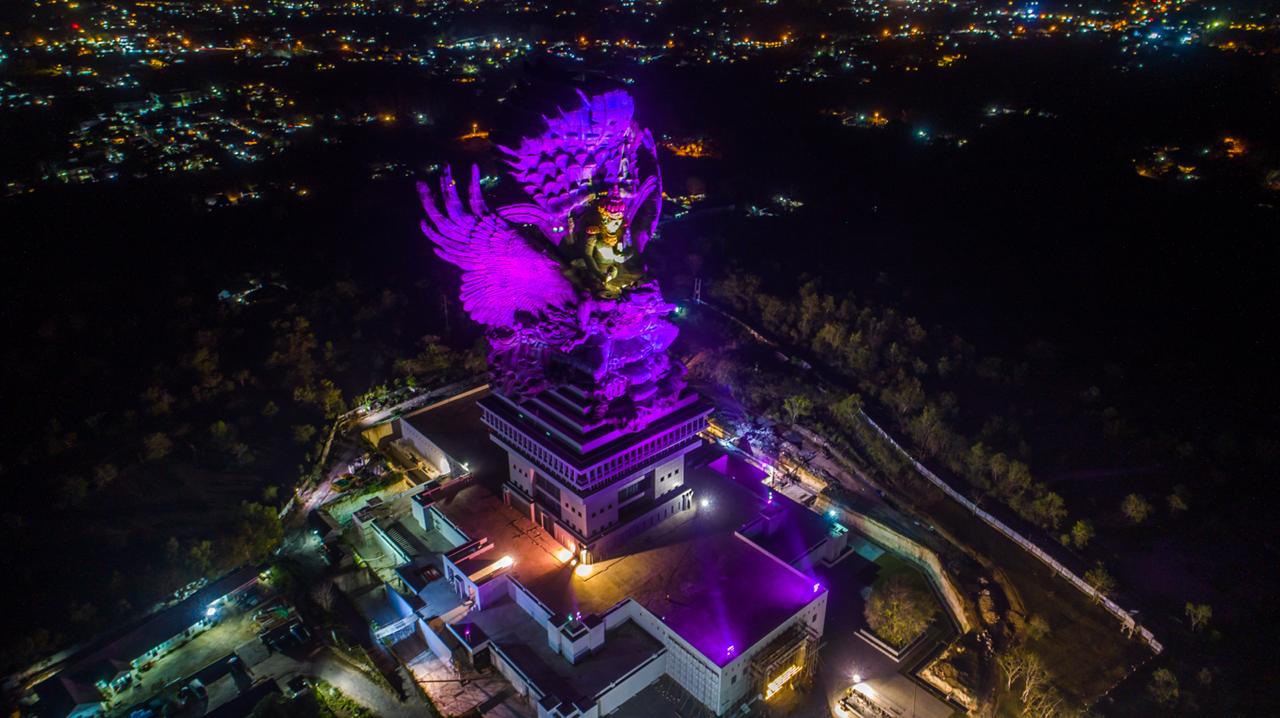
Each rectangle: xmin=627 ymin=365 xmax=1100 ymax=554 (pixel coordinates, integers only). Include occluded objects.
xmin=1 ymin=0 xmax=1278 ymax=717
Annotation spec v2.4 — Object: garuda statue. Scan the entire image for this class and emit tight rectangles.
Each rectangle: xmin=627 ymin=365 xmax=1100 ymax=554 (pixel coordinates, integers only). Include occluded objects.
xmin=417 ymin=90 xmax=689 ymax=432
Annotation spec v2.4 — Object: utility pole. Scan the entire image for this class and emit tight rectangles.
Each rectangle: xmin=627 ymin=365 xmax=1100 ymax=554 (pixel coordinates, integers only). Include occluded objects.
xmin=693 ymin=277 xmax=702 ymax=304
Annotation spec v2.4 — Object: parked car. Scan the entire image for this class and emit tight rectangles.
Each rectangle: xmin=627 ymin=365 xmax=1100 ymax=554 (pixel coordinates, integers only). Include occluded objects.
xmin=187 ymin=678 xmax=207 ymax=701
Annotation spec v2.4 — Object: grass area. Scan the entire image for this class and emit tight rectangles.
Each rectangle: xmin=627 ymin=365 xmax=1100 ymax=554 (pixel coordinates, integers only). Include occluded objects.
xmin=313 ymin=680 xmax=376 ymax=718
xmin=873 ymin=553 xmax=929 ymax=587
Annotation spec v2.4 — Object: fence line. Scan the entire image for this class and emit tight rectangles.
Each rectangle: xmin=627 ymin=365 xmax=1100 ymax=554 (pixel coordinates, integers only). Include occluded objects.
xmin=858 ymin=411 xmax=1163 ymax=654
xmin=693 ymin=297 xmax=1161 ymax=654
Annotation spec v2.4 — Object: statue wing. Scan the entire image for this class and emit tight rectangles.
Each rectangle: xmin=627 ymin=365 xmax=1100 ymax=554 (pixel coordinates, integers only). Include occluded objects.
xmin=419 ymin=165 xmax=575 ymax=327
xmin=498 ymin=90 xmax=643 ymax=241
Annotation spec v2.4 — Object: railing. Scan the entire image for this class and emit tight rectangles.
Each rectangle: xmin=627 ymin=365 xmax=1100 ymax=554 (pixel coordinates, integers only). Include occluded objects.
xmin=858 ymin=411 xmax=1163 ymax=654
xmin=694 ymin=297 xmax=1162 ymax=655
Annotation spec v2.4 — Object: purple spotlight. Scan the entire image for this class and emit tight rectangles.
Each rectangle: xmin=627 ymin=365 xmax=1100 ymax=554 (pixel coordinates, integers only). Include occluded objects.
xmin=726 ymin=644 xmax=736 ymax=656
xmin=812 ymin=582 xmax=822 ymax=593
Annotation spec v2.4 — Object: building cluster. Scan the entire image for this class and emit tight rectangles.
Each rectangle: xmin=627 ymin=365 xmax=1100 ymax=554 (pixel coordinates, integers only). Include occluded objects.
xmin=33 ymin=82 xmax=307 ymax=186
xmin=1 ymin=0 xmax=1276 ymax=195
xmin=28 ymin=567 xmax=273 ymax=718
xmin=341 ymin=384 xmax=846 ymax=717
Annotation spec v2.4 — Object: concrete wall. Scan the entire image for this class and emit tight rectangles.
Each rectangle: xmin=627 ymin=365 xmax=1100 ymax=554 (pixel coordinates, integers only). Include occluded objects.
xmin=715 ymin=593 xmax=827 ymax=713
xmin=595 ymin=649 xmax=668 ymax=715
xmin=396 ymin=419 xmax=452 ymax=475
xmin=491 ymin=642 xmax=543 ymax=703
xmin=429 ymin=506 xmax=469 ymax=548
xmin=508 ymin=577 xmax=554 ymax=627
xmin=830 ymin=503 xmax=973 ymax=633
xmin=627 ymin=602 xmax=722 ymax=711
xmin=475 ymin=574 xmax=508 ymax=611
xmin=590 ymin=488 xmax=694 ymax=561
xmin=507 ymin=451 xmax=536 ymax=498
xmin=419 ymin=618 xmax=453 ymax=663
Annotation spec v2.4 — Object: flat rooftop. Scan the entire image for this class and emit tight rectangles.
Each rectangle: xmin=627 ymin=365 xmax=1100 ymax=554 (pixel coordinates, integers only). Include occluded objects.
xmin=468 ymin=598 xmax=663 ymax=707
xmin=704 ymin=453 xmax=835 ymax=574
xmin=414 ymin=390 xmax=826 ymax=669
xmin=427 ymin=479 xmax=566 ymax=586
xmin=402 ymin=387 xmax=509 ymax=479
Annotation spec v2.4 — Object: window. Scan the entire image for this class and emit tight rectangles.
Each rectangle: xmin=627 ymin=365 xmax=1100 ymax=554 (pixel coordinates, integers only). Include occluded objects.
xmin=618 ymin=480 xmax=645 ymax=503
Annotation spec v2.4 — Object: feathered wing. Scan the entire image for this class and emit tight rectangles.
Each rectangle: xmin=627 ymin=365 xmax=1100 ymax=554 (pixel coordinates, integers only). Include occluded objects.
xmin=497 ymin=90 xmax=643 ymax=241
xmin=418 ymin=165 xmax=575 ymax=327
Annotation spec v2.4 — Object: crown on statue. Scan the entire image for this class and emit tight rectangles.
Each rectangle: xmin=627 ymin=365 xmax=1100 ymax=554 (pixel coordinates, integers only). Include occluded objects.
xmin=599 ymin=186 xmax=626 ymax=221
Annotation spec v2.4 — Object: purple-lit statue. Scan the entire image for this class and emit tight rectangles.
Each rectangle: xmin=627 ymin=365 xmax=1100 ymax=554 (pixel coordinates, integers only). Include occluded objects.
xmin=418 ymin=90 xmax=686 ymax=431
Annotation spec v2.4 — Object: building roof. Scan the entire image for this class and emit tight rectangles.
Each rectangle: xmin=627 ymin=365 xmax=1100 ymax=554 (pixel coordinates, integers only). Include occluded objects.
xmin=706 ymin=453 xmax=835 ymax=572
xmin=469 ymin=600 xmax=663 ymax=708
xmin=431 ymin=464 xmax=823 ymax=669
xmin=402 ymin=388 xmax=509 ymax=480
xmin=64 ymin=565 xmax=259 ymax=686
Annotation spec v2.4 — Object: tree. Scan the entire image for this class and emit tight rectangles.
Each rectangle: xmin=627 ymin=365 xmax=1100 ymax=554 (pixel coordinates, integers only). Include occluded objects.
xmin=231 ymin=502 xmax=284 ymax=565
xmin=782 ymin=394 xmax=813 ymax=426
xmin=93 ymin=462 xmax=119 ymax=490
xmin=141 ymin=384 xmax=175 ymax=416
xmin=292 ymin=424 xmax=318 ymax=445
xmin=997 ymin=460 xmax=1033 ymax=501
xmin=1029 ymin=491 xmax=1067 ymax=530
xmin=312 ymin=581 xmax=336 ymax=613
xmin=997 ymin=648 xmax=1031 ymax=690
xmin=1026 ymin=614 xmax=1051 ymax=641
xmin=965 ymin=443 xmax=990 ymax=485
xmin=188 ymin=539 xmax=215 ymax=576
xmin=1084 ymin=563 xmax=1116 ymax=600
xmin=996 ymin=647 xmax=1051 ymax=706
xmin=57 ymin=476 xmax=89 ymax=508
xmin=908 ymin=404 xmax=951 ymax=458
xmin=1121 ymin=493 xmax=1152 ymax=524
xmin=1184 ymin=603 xmax=1212 ymax=632
xmin=68 ymin=601 xmax=98 ymax=627
xmin=1147 ymin=668 xmax=1180 ymax=706
xmin=832 ymin=393 xmax=863 ymax=428
xmin=1070 ymin=519 xmax=1095 ymax=549
xmin=143 ymin=432 xmax=173 ymax=461
xmin=1026 ymin=686 xmax=1066 ymax=717
xmin=164 ymin=536 xmax=181 ymax=565
xmin=1020 ymin=655 xmax=1049 ymax=705
xmin=864 ymin=574 xmax=939 ymax=648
